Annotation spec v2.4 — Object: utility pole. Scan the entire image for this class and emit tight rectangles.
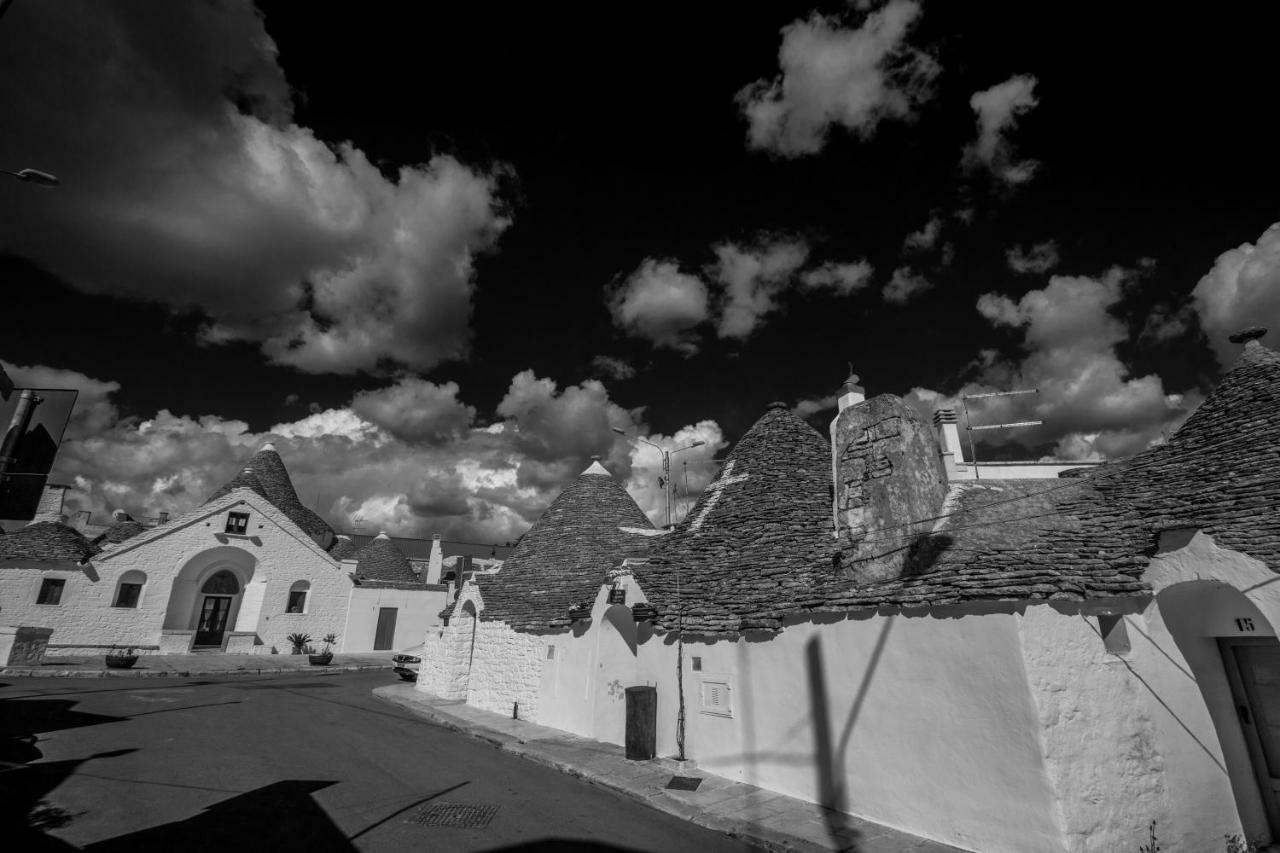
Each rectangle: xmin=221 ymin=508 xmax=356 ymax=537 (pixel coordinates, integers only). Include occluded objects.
xmin=0 ymin=389 xmax=42 ymax=481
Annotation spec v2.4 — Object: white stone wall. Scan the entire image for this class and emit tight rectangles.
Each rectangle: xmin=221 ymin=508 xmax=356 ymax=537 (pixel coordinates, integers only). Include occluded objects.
xmin=344 ymin=587 xmax=447 ymax=653
xmin=0 ymin=494 xmax=354 ymax=655
xmin=465 ymin=617 xmax=545 ymax=720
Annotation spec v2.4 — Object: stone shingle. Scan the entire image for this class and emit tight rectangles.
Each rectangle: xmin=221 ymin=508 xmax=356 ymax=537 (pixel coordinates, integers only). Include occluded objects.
xmin=477 ymin=463 xmax=655 ymax=631
xmin=0 ymin=521 xmax=100 ymax=564
xmin=205 ymin=445 xmax=334 ymax=545
xmin=353 ymin=533 xmax=419 ymax=585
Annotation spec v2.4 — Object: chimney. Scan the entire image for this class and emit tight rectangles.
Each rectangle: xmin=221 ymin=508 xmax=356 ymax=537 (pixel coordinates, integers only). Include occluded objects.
xmin=31 ymin=483 xmax=68 ymax=524
xmin=158 ymin=511 xmax=170 ymax=524
xmin=837 ymin=370 xmax=865 ymax=413
xmin=425 ymin=533 xmax=444 ymax=585
xmin=933 ymin=409 xmax=965 ymax=479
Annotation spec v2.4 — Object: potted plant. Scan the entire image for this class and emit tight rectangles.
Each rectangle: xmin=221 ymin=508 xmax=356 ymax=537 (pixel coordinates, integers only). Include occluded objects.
xmin=286 ymin=632 xmax=311 ymax=655
xmin=309 ymin=633 xmax=336 ymax=666
xmin=105 ymin=645 xmax=138 ymax=669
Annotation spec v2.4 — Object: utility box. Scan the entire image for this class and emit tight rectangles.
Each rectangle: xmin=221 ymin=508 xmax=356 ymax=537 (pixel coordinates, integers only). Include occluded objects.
xmin=625 ymin=685 xmax=657 ymax=760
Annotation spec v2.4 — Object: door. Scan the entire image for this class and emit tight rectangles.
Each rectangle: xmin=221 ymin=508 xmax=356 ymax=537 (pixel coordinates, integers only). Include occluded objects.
xmin=1222 ymin=637 xmax=1280 ymax=834
xmin=195 ymin=596 xmax=232 ymax=646
xmin=374 ymin=607 xmax=398 ymax=651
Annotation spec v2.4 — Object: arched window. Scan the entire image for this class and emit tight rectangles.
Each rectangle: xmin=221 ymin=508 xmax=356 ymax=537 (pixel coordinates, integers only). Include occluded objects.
xmin=113 ymin=570 xmax=147 ymax=608
xmin=287 ymin=580 xmax=310 ymax=614
xmin=201 ymin=570 xmax=240 ymax=595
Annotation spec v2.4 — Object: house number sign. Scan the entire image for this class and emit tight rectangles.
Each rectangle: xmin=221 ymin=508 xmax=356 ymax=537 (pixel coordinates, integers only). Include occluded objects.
xmin=1235 ymin=617 xmax=1255 ymax=632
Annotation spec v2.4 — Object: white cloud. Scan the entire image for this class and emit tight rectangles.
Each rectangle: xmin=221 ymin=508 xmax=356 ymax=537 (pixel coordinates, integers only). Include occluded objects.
xmin=966 ymin=267 xmax=1200 ymax=458
xmin=608 ymin=260 xmax=710 ymax=355
xmin=18 ymin=362 xmax=725 ymax=542
xmin=350 ymin=378 xmax=475 ymax=444
xmin=713 ymin=239 xmax=811 ymax=339
xmin=1191 ymin=222 xmax=1280 ymax=365
xmin=620 ymin=421 xmax=727 ymax=526
xmin=590 ymin=355 xmax=637 ymax=381
xmin=882 ymin=266 xmax=932 ymax=304
xmin=964 ymin=75 xmax=1040 ymax=184
xmin=800 ymin=260 xmax=875 ymax=295
xmin=1006 ymin=240 xmax=1060 ymax=274
xmin=736 ymin=0 xmax=938 ymax=157
xmin=0 ymin=3 xmax=509 ymax=376
xmin=792 ymin=394 xmax=839 ymax=418
xmin=903 ymin=216 xmax=943 ymax=253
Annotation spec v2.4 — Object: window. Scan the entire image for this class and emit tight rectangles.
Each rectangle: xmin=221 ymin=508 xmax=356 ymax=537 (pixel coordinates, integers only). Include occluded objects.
xmin=700 ymin=678 xmax=732 ymax=717
xmin=201 ymin=570 xmax=240 ymax=595
xmin=691 ymin=656 xmax=703 ymax=671
xmin=287 ymin=580 xmax=310 ymax=613
xmin=225 ymin=511 xmax=250 ymax=534
xmin=36 ymin=578 xmax=65 ymax=605
xmin=113 ymin=570 xmax=147 ymax=608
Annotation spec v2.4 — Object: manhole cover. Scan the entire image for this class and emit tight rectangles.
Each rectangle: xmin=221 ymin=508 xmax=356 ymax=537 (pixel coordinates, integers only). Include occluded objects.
xmin=666 ymin=776 xmax=702 ymax=791
xmin=406 ymin=803 xmax=498 ymax=828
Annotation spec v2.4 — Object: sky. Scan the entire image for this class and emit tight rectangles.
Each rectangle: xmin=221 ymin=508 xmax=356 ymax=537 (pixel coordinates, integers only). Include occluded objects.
xmin=1 ymin=1 xmax=1278 ymax=543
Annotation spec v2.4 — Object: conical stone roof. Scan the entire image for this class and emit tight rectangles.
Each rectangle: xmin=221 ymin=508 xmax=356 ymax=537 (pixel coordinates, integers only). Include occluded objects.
xmin=477 ymin=462 xmax=654 ymax=630
xmin=206 ymin=445 xmax=334 ymax=546
xmin=634 ymin=403 xmax=838 ymax=635
xmin=0 ymin=521 xmax=100 ymax=563
xmin=354 ymin=532 xmax=418 ymax=585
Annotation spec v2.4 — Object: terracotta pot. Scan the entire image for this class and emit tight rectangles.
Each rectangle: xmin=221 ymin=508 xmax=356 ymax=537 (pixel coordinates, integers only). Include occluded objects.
xmin=308 ymin=653 xmax=333 ymax=666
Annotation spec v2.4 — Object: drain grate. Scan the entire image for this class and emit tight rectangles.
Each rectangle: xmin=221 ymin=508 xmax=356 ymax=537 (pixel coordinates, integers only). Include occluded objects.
xmin=666 ymin=775 xmax=703 ymax=791
xmin=406 ymin=803 xmax=498 ymax=828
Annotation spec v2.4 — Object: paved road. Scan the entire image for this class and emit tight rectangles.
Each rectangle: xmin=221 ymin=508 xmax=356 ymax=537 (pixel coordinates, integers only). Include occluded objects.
xmin=0 ymin=672 xmax=755 ymax=852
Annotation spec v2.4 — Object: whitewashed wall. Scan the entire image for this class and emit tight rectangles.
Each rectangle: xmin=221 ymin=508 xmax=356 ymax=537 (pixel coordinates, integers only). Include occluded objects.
xmin=343 ymin=586 xmax=447 ymax=653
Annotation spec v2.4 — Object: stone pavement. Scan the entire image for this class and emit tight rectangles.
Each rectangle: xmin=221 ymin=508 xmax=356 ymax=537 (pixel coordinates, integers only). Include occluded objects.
xmin=373 ymin=683 xmax=968 ymax=853
xmin=0 ymin=651 xmax=393 ymax=678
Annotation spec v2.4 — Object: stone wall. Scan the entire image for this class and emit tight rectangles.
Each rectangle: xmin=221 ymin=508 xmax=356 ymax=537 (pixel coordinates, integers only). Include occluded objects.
xmin=465 ymin=617 xmax=545 ymax=720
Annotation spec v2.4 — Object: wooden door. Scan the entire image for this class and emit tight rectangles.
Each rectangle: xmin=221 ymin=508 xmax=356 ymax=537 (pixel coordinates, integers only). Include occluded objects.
xmin=1222 ymin=637 xmax=1280 ymax=834
xmin=374 ymin=607 xmax=398 ymax=651
xmin=195 ymin=596 xmax=232 ymax=646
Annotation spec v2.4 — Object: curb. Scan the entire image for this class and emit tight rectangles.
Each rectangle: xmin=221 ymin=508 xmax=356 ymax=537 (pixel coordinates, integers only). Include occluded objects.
xmin=0 ymin=663 xmax=393 ymax=679
xmin=372 ymin=686 xmax=808 ymax=853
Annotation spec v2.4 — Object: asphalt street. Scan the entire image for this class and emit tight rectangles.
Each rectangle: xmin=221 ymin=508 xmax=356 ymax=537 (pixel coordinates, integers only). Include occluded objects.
xmin=0 ymin=671 xmax=756 ymax=852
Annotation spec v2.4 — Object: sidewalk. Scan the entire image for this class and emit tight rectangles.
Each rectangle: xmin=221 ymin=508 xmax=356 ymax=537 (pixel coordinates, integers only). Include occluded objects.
xmin=373 ymin=683 xmax=966 ymax=853
xmin=1 ymin=651 xmax=393 ymax=678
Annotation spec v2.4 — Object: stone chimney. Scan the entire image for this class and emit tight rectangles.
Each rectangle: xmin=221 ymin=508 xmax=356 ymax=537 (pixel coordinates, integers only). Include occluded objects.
xmin=832 ymin=393 xmax=948 ymax=584
xmin=933 ymin=409 xmax=965 ymax=479
xmin=837 ymin=370 xmax=865 ymax=412
xmin=31 ymin=483 xmax=68 ymax=524
xmin=425 ymin=533 xmax=444 ymax=585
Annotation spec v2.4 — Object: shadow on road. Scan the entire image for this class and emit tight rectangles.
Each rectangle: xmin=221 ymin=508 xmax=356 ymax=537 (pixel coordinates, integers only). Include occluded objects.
xmin=85 ymin=779 xmax=351 ymax=853
xmin=481 ymin=842 xmax=660 ymax=852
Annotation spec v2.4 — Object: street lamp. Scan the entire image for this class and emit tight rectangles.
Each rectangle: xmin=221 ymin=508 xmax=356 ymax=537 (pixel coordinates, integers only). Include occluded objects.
xmin=3 ymin=168 xmax=59 ymax=187
xmin=611 ymin=428 xmax=704 ymax=529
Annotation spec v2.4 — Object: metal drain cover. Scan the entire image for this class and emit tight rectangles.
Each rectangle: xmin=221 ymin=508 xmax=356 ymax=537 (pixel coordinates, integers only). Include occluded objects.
xmin=666 ymin=776 xmax=702 ymax=791
xmin=406 ymin=803 xmax=498 ymax=828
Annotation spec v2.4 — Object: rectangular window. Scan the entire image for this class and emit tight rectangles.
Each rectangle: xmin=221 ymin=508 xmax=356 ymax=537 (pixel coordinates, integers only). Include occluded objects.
xmin=114 ymin=583 xmax=142 ymax=608
xmin=286 ymin=590 xmax=307 ymax=613
xmin=37 ymin=578 xmax=65 ymax=605
xmin=691 ymin=656 xmax=702 ymax=671
xmin=225 ymin=511 xmax=249 ymax=534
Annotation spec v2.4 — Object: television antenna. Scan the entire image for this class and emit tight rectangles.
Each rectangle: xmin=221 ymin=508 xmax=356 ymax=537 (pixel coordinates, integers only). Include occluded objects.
xmin=961 ymin=388 xmax=1041 ymax=480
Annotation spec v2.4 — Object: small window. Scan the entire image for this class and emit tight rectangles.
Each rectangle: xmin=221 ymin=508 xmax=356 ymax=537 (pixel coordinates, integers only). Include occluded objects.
xmin=546 ymin=645 xmax=556 ymax=660
xmin=287 ymin=580 xmax=310 ymax=614
xmin=1099 ymin=615 xmax=1131 ymax=656
xmin=113 ymin=570 xmax=147 ymax=608
xmin=691 ymin=656 xmax=703 ymax=672
xmin=37 ymin=578 xmax=65 ymax=605
xmin=225 ymin=511 xmax=250 ymax=534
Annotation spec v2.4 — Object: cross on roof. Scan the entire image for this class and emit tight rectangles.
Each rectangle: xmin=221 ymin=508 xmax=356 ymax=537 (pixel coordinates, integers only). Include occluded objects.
xmin=687 ymin=459 xmax=748 ymax=532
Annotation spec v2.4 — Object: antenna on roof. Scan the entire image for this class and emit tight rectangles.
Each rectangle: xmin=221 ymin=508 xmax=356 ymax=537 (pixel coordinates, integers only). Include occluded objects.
xmin=960 ymin=388 xmax=1042 ymax=480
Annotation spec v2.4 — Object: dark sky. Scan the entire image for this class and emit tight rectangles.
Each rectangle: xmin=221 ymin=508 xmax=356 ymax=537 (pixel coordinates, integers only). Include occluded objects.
xmin=1 ymin=1 xmax=1278 ymax=538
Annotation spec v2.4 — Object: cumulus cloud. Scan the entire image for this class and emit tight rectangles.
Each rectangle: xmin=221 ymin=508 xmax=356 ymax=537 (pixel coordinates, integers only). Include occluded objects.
xmin=1192 ymin=222 xmax=1280 ymax=365
xmin=792 ymin=394 xmax=839 ymax=418
xmin=736 ymin=0 xmax=938 ymax=157
xmin=1006 ymin=240 xmax=1060 ymax=274
xmin=350 ymin=378 xmax=475 ymax=444
xmin=607 ymin=260 xmax=710 ymax=355
xmin=0 ymin=2 xmax=509 ymax=376
xmin=610 ymin=241 xmax=873 ymax=349
xmin=11 ymin=361 xmax=724 ymax=541
xmin=800 ymin=260 xmax=875 ymax=295
xmin=903 ymin=216 xmax=943 ymax=253
xmin=620 ymin=421 xmax=727 ymax=526
xmin=882 ymin=267 xmax=932 ymax=304
xmin=591 ymin=355 xmax=637 ymax=382
xmin=964 ymin=75 xmax=1040 ymax=185
xmin=713 ymin=239 xmax=811 ymax=339
xmin=961 ymin=267 xmax=1200 ymax=458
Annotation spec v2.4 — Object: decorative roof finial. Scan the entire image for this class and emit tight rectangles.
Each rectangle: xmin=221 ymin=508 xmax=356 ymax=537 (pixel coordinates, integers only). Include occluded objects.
xmin=1229 ymin=326 xmax=1268 ymax=345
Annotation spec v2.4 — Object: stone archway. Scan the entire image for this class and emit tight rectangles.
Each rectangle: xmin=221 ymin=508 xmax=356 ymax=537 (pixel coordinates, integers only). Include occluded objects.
xmin=1157 ymin=579 xmax=1280 ymax=843
xmin=163 ymin=546 xmax=258 ymax=648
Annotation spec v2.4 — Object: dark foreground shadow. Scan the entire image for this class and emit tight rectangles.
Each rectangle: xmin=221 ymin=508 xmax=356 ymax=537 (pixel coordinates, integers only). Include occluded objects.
xmin=86 ymin=779 xmax=352 ymax=852
xmin=482 ymin=842 xmax=655 ymax=852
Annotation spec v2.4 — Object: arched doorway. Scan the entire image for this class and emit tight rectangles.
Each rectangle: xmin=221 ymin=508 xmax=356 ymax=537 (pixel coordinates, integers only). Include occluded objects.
xmin=194 ymin=570 xmax=240 ymax=647
xmin=592 ymin=604 xmax=639 ymax=746
xmin=1158 ymin=580 xmax=1280 ymax=842
xmin=162 ymin=546 xmax=257 ymax=648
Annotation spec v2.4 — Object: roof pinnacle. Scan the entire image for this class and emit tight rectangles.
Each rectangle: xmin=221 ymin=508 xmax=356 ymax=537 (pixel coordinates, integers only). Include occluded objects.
xmin=1229 ymin=326 xmax=1268 ymax=345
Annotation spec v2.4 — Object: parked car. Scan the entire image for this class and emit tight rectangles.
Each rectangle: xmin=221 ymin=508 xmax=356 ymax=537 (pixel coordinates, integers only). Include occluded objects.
xmin=392 ymin=642 xmax=426 ymax=681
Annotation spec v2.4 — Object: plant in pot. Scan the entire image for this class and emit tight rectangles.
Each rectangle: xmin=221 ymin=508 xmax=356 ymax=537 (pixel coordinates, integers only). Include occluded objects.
xmin=105 ymin=645 xmax=138 ymax=669
xmin=286 ymin=632 xmax=311 ymax=655
xmin=309 ymin=633 xmax=336 ymax=666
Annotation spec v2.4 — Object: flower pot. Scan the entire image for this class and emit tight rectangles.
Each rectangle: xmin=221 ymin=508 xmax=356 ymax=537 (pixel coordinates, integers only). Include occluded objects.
xmin=308 ymin=653 xmax=333 ymax=666
xmin=105 ymin=654 xmax=138 ymax=669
